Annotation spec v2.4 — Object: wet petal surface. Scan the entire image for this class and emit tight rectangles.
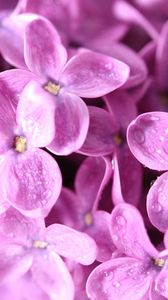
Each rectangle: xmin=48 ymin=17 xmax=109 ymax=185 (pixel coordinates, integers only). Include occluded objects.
xmin=17 ymin=80 xmax=55 ymax=147
xmin=0 ymin=149 xmax=62 ymax=218
xmin=127 ymin=112 xmax=168 ymax=171
xmin=61 ymin=50 xmax=130 ymax=97
xmin=86 ymin=257 xmax=151 ymax=300
xmin=110 ymin=203 xmax=158 ymax=259
xmin=24 ymin=17 xmax=67 ymax=79
xmin=147 ymin=172 xmax=168 ymax=232
xmin=47 ymin=91 xmax=89 ymax=155
xmin=46 ymin=224 xmax=97 ymax=265
xmin=32 ymin=252 xmax=74 ymax=300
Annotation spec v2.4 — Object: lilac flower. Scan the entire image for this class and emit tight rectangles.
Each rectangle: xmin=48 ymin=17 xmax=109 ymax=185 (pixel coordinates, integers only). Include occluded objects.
xmin=127 ymin=112 xmax=168 ymax=231
xmin=47 ymin=156 xmax=115 ymax=262
xmin=19 ymin=17 xmax=130 ymax=155
xmin=0 ymin=77 xmax=62 ymax=218
xmin=86 ymin=203 xmax=168 ymax=300
xmin=0 ymin=208 xmax=97 ymax=300
xmin=79 ymin=92 xmax=142 ymax=205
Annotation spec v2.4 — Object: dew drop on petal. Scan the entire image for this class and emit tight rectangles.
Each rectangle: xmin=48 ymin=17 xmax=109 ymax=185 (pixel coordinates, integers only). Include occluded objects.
xmin=133 ymin=128 xmax=145 ymax=144
xmin=116 ymin=215 xmax=126 ymax=226
xmin=152 ymin=202 xmax=162 ymax=213
xmin=112 ymin=234 xmax=119 ymax=242
xmin=127 ymin=268 xmax=134 ymax=276
xmin=113 ymin=281 xmax=120 ymax=288
xmin=150 ymin=116 xmax=160 ymax=121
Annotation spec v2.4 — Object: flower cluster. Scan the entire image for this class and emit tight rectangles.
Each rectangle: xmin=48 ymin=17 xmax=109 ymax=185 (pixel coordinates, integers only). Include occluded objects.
xmin=0 ymin=0 xmax=168 ymax=299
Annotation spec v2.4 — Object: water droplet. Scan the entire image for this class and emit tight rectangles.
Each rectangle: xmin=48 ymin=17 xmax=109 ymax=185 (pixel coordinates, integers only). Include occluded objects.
xmin=150 ymin=180 xmax=155 ymax=186
xmin=152 ymin=202 xmax=162 ymax=213
xmin=113 ymin=281 xmax=120 ymax=288
xmin=156 ymin=149 xmax=162 ymax=154
xmin=127 ymin=268 xmax=134 ymax=276
xmin=150 ymin=116 xmax=160 ymax=121
xmin=133 ymin=128 xmax=145 ymax=144
xmin=112 ymin=234 xmax=119 ymax=242
xmin=116 ymin=215 xmax=126 ymax=226
xmin=159 ymin=136 xmax=164 ymax=142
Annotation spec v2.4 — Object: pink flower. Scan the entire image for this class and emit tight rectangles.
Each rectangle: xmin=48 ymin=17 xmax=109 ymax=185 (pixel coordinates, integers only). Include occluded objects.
xmin=127 ymin=112 xmax=168 ymax=231
xmin=0 ymin=77 xmax=62 ymax=218
xmin=79 ymin=91 xmax=142 ymax=205
xmin=0 ymin=207 xmax=97 ymax=300
xmin=19 ymin=17 xmax=130 ymax=155
xmin=87 ymin=203 xmax=168 ymax=300
xmin=47 ymin=156 xmax=115 ymax=262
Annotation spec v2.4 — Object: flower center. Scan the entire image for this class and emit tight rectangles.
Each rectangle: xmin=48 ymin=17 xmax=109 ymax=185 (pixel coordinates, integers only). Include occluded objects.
xmin=154 ymin=258 xmax=165 ymax=267
xmin=32 ymin=240 xmax=48 ymax=249
xmin=14 ymin=136 xmax=27 ymax=153
xmin=84 ymin=212 xmax=93 ymax=226
xmin=44 ymin=81 xmax=60 ymax=95
xmin=113 ymin=134 xmax=122 ymax=146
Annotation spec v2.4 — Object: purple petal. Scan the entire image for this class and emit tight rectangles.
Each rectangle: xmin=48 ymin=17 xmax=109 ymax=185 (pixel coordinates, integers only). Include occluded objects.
xmin=111 ymin=155 xmax=125 ymax=205
xmin=154 ymin=265 xmax=168 ymax=299
xmin=79 ymin=106 xmax=117 ymax=156
xmin=164 ymin=231 xmax=168 ymax=249
xmin=16 ymin=81 xmax=55 ymax=147
xmin=147 ymin=172 xmax=168 ymax=232
xmin=24 ymin=17 xmax=67 ymax=79
xmin=149 ymin=281 xmax=167 ymax=300
xmin=47 ymin=91 xmax=89 ymax=155
xmin=104 ymin=91 xmax=137 ymax=130
xmin=0 ymin=207 xmax=45 ymax=242
xmin=75 ymin=156 xmax=112 ymax=211
xmin=61 ymin=50 xmax=130 ymax=97
xmin=86 ymin=25 xmax=128 ymax=49
xmin=32 ymin=252 xmax=74 ymax=300
xmin=85 ymin=211 xmax=116 ymax=262
xmin=127 ymin=77 xmax=152 ymax=103
xmin=96 ymin=43 xmax=148 ymax=89
xmin=127 ymin=112 xmax=168 ymax=171
xmin=86 ymin=257 xmax=151 ymax=300
xmin=46 ymin=224 xmax=97 ymax=265
xmin=110 ymin=203 xmax=158 ymax=259
xmin=0 ymin=85 xmax=16 ymax=155
xmin=113 ymin=1 xmax=158 ymax=40
xmin=0 ymin=13 xmax=38 ymax=68
xmin=117 ymin=145 xmax=142 ymax=206
xmin=46 ymin=187 xmax=79 ymax=228
xmin=1 ymin=149 xmax=62 ymax=218
xmin=134 ymin=0 xmax=168 ymax=17
xmin=0 ymin=243 xmax=32 ymax=285
xmin=156 ymin=21 xmax=168 ymax=91
xmin=0 ymin=69 xmax=38 ymax=108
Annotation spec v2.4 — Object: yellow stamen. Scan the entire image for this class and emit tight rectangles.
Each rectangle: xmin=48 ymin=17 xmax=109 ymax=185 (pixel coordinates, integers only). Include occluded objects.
xmin=154 ymin=258 xmax=165 ymax=267
xmin=14 ymin=136 xmax=27 ymax=153
xmin=113 ymin=135 xmax=122 ymax=146
xmin=84 ymin=212 xmax=93 ymax=226
xmin=32 ymin=240 xmax=48 ymax=249
xmin=44 ymin=81 xmax=60 ymax=95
